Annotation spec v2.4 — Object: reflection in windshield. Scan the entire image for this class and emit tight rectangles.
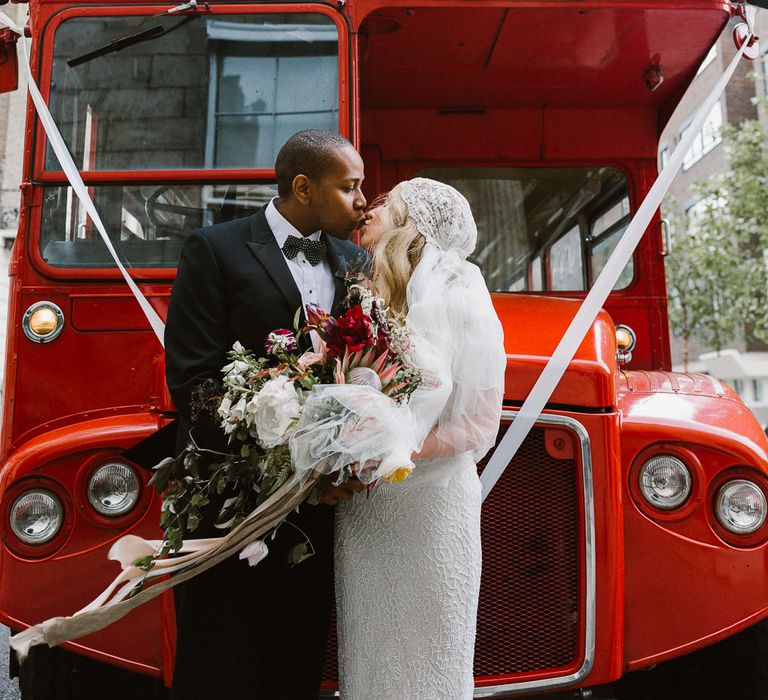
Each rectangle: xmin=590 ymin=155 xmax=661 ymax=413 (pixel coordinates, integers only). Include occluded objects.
xmin=419 ymin=167 xmax=632 ymax=293
xmin=40 ymin=184 xmax=277 ymax=268
xmin=47 ymin=14 xmax=339 ymax=171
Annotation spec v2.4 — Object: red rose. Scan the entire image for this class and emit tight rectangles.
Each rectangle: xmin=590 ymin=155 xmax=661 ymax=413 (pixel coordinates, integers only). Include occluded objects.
xmin=326 ymin=305 xmax=374 ymax=356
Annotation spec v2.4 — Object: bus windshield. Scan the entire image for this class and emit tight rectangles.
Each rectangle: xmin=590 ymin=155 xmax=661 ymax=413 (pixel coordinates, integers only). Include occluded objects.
xmin=41 ymin=168 xmax=632 ymax=280
xmin=46 ymin=13 xmax=340 ymax=171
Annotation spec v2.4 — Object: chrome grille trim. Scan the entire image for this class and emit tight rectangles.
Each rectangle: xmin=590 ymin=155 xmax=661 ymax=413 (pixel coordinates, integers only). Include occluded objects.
xmin=473 ymin=410 xmax=596 ymax=697
xmin=319 ymin=411 xmax=596 ymax=699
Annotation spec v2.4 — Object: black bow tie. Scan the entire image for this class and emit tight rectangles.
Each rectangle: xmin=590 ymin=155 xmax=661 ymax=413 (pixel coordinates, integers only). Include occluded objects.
xmin=282 ymin=235 xmax=327 ymax=266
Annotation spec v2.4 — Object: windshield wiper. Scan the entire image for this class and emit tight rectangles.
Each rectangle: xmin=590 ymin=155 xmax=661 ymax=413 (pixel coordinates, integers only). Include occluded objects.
xmin=68 ymin=4 xmax=200 ymax=67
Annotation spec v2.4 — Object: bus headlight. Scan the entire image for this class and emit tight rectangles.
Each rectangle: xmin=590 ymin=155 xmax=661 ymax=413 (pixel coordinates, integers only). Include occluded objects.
xmin=639 ymin=455 xmax=691 ymax=510
xmin=10 ymin=490 xmax=64 ymax=544
xmin=716 ymin=480 xmax=767 ymax=534
xmin=23 ymin=301 xmax=64 ymax=343
xmin=87 ymin=462 xmax=140 ymax=517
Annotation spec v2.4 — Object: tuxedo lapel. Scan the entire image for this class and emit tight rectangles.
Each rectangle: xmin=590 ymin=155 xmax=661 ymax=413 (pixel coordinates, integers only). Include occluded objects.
xmin=245 ymin=208 xmax=303 ymax=315
xmin=324 ymin=233 xmax=348 ymax=312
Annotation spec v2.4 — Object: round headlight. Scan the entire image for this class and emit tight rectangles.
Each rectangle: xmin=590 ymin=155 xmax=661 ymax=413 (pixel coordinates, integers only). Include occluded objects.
xmin=639 ymin=455 xmax=691 ymax=510
xmin=88 ymin=462 xmax=140 ymax=517
xmin=23 ymin=302 xmax=65 ymax=343
xmin=10 ymin=490 xmax=64 ymax=544
xmin=716 ymin=480 xmax=767 ymax=534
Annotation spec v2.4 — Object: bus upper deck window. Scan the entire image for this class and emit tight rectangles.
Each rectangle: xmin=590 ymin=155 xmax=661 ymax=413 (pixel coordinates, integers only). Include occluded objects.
xmin=45 ymin=14 xmax=339 ymax=172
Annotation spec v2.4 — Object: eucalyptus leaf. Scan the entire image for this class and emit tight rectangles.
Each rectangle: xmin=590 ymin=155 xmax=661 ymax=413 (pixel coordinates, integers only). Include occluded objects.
xmin=148 ymin=457 xmax=177 ymax=492
xmin=131 ymin=555 xmax=156 ymax=572
xmin=287 ymin=542 xmax=314 ymax=566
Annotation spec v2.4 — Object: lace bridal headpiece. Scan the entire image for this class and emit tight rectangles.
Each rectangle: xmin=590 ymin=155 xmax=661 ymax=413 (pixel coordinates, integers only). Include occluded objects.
xmin=395 ymin=177 xmax=506 ymax=465
xmin=397 ymin=177 xmax=478 ymax=259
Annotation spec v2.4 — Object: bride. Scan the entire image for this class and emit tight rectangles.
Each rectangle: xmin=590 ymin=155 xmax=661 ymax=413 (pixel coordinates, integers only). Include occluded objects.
xmin=333 ymin=178 xmax=506 ymax=699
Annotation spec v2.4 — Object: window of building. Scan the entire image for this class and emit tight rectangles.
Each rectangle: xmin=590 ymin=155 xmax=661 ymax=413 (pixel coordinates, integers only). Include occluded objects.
xmin=659 ymin=145 xmax=670 ymax=171
xmin=754 ymin=379 xmax=764 ymax=403
xmin=206 ymin=19 xmax=339 ymax=169
xmin=734 ymin=378 xmax=745 ymax=397
xmin=681 ymin=100 xmax=723 ymax=171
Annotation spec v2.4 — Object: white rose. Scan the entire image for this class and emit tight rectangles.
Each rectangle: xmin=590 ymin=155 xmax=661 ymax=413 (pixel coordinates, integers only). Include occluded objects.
xmin=252 ymin=376 xmax=301 ymax=448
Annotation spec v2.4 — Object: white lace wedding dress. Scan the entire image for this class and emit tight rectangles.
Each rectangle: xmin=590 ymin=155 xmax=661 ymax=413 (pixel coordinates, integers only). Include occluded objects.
xmin=330 ymin=178 xmax=506 ymax=699
xmin=335 ymin=453 xmax=482 ymax=699
xmin=288 ymin=179 xmax=504 ymax=698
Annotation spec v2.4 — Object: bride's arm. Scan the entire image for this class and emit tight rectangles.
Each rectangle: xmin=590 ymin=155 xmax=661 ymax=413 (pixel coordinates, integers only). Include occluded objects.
xmin=413 ymin=387 xmax=502 ymax=461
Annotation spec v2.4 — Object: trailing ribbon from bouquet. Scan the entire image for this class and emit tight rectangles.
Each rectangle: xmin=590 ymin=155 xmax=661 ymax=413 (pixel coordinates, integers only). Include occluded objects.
xmin=11 ymin=286 xmax=423 ymax=660
xmin=10 ymin=472 xmax=320 ymax=662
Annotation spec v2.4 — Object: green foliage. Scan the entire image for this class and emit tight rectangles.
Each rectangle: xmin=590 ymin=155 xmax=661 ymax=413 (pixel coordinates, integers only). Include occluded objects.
xmin=666 ymin=119 xmax=768 ymax=364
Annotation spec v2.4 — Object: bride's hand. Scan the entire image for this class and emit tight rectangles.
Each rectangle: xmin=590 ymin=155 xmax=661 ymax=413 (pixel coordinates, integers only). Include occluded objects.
xmin=318 ymin=475 xmax=366 ymax=505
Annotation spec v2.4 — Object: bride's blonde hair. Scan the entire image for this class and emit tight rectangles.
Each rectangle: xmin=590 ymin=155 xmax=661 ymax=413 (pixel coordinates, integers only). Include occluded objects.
xmin=371 ymin=184 xmax=426 ymax=320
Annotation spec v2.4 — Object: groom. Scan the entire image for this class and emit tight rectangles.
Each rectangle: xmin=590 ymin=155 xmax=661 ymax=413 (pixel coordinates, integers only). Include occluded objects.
xmin=164 ymin=130 xmax=368 ymax=698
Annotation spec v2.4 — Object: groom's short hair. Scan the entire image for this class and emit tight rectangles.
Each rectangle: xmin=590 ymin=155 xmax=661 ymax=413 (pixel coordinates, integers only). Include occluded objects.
xmin=275 ymin=130 xmax=354 ymax=198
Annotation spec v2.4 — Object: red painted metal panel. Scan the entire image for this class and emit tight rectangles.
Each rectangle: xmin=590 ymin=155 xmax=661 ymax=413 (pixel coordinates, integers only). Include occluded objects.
xmin=619 ymin=375 xmax=768 ymax=668
xmin=71 ymin=294 xmax=168 ymax=332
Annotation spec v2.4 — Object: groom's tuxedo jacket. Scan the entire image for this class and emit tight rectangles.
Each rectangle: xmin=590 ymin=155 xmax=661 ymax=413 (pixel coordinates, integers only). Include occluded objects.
xmin=164 ymin=205 xmax=365 ymax=699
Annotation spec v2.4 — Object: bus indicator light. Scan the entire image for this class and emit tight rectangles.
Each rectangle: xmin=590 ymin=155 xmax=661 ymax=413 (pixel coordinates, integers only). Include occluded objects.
xmin=23 ymin=302 xmax=64 ymax=343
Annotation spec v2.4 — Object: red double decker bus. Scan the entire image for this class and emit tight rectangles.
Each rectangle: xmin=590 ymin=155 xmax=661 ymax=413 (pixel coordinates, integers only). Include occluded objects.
xmin=1 ymin=0 xmax=768 ymax=696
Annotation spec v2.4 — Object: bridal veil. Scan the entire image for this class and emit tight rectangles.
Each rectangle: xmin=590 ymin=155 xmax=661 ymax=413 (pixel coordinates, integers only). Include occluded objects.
xmin=290 ymin=177 xmax=506 ymax=481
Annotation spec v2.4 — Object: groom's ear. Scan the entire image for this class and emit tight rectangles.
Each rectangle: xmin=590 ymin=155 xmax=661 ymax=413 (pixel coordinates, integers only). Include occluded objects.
xmin=291 ymin=174 xmax=312 ymax=205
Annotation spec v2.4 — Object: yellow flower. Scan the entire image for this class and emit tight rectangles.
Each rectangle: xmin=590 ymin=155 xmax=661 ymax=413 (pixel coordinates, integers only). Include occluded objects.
xmin=382 ymin=467 xmax=413 ymax=483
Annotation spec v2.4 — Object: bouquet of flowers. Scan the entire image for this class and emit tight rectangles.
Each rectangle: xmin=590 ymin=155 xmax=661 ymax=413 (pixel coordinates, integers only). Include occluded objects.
xmin=151 ymin=277 xmax=422 ymax=561
xmin=8 ymin=273 xmax=424 ymax=662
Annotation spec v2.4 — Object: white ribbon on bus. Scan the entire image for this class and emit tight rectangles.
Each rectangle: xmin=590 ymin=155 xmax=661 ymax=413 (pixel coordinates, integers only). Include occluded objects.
xmin=0 ymin=12 xmax=166 ymax=347
xmin=0 ymin=8 xmax=757 ymax=501
xmin=480 ymin=18 xmax=757 ymax=500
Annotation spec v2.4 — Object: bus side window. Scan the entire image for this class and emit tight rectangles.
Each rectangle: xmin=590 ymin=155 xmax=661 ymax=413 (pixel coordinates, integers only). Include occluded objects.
xmin=529 ymin=255 xmax=544 ymax=291
xmin=548 ymin=224 xmax=586 ymax=291
xmin=587 ymin=196 xmax=633 ymax=289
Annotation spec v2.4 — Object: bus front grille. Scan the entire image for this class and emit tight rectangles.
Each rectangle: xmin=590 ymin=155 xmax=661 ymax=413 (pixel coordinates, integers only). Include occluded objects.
xmin=321 ymin=422 xmax=586 ymax=687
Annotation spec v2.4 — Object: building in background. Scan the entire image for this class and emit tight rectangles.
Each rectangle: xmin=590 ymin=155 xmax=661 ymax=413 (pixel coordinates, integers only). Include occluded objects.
xmin=660 ymin=12 xmax=768 ymax=424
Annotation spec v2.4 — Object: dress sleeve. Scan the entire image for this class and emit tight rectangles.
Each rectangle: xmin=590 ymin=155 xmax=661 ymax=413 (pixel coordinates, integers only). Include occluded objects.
xmin=404 ymin=248 xmax=506 ymax=462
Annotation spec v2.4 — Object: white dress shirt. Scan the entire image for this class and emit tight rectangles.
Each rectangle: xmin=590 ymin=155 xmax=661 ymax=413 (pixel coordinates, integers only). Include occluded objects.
xmin=265 ymin=199 xmax=336 ymax=316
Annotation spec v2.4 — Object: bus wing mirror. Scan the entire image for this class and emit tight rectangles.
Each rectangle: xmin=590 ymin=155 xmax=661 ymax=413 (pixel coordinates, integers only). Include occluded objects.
xmin=0 ymin=28 xmax=19 ymax=94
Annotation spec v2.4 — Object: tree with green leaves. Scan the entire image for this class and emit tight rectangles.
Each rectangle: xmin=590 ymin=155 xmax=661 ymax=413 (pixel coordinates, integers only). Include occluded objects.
xmin=665 ymin=119 xmax=768 ymax=371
